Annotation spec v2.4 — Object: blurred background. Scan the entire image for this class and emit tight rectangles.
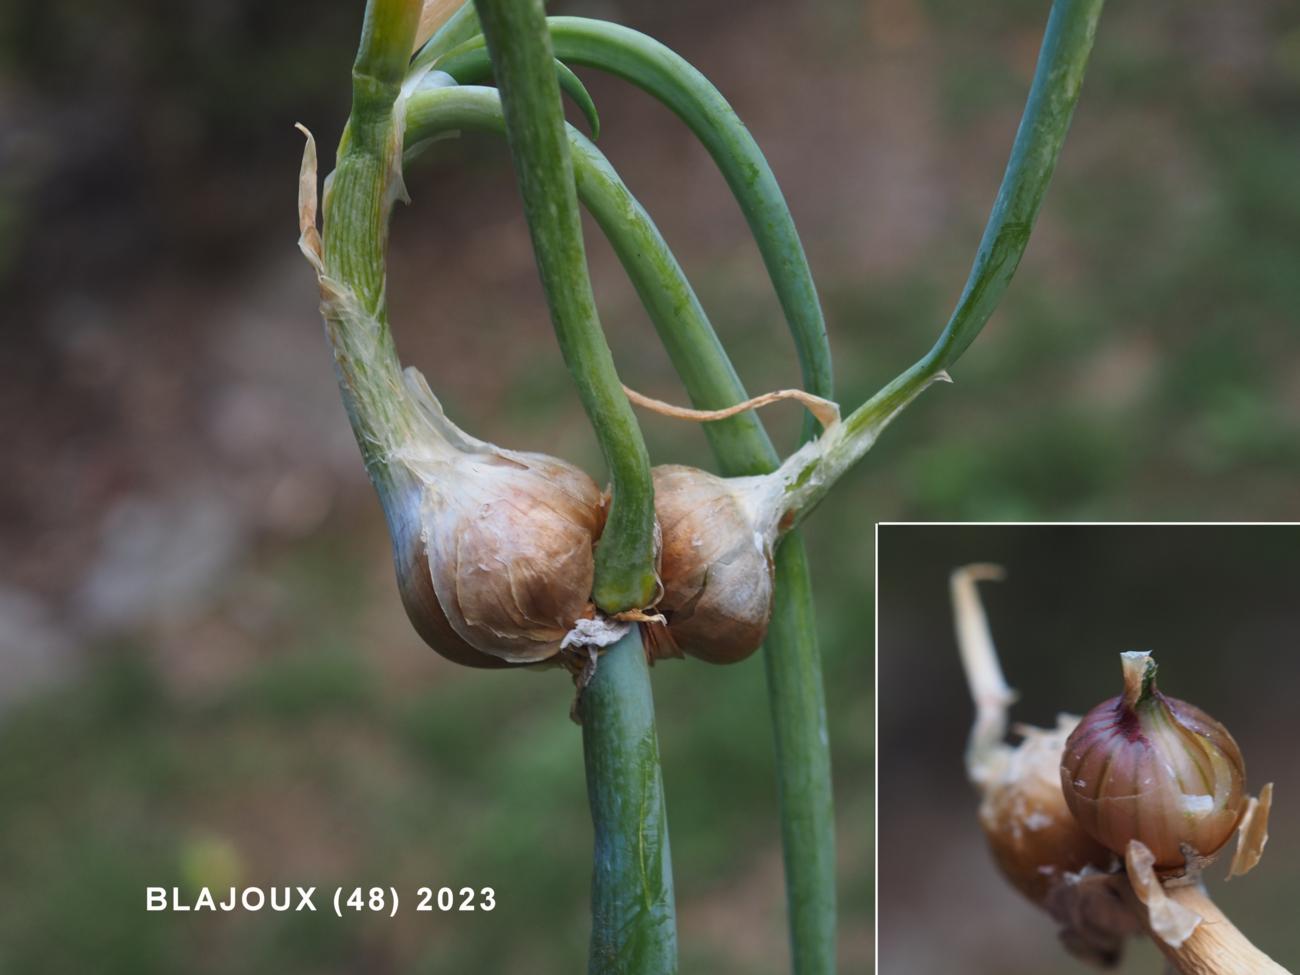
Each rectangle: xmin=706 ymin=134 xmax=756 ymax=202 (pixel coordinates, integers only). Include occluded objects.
xmin=1 ymin=0 xmax=1297 ymax=972
xmin=877 ymin=524 xmax=1300 ymax=973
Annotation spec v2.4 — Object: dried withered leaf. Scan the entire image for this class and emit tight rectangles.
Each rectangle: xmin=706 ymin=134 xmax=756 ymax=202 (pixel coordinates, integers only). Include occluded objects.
xmin=295 ymin=124 xmax=323 ymax=271
xmin=1125 ymin=840 xmax=1202 ymax=949
xmin=1228 ymin=782 xmax=1273 ymax=880
xmin=414 ymin=0 xmax=462 ymax=52
xmin=623 ymin=383 xmax=841 ymax=432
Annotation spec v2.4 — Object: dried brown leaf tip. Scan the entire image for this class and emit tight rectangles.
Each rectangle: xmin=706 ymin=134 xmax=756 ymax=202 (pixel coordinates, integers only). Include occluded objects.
xmin=951 ymin=567 xmax=1113 ymax=910
xmin=294 ymin=124 xmax=323 ymax=271
xmin=623 ymin=383 xmax=841 ymax=433
xmin=414 ymin=0 xmax=461 ymax=52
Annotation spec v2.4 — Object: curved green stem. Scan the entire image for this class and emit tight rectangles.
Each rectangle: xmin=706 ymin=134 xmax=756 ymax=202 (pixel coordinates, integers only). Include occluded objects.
xmin=475 ymin=0 xmax=657 ymax=614
xmin=420 ymin=18 xmax=834 ymax=445
xmin=580 ymin=628 xmax=679 ymax=975
xmin=772 ymin=0 xmax=1107 ymax=531
xmin=404 ymin=85 xmax=769 ymax=474
xmin=435 ymin=40 xmax=600 ymax=137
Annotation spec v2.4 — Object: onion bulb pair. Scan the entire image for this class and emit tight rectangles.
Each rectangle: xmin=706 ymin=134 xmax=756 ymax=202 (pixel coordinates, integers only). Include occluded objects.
xmin=380 ymin=373 xmax=784 ymax=668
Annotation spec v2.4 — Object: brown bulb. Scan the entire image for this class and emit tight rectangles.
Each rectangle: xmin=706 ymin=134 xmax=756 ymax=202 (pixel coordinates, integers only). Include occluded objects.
xmin=645 ymin=465 xmax=775 ymax=664
xmin=383 ymin=370 xmax=606 ymax=666
xmin=1060 ymin=651 xmax=1248 ymax=870
xmin=977 ymin=719 xmax=1114 ymax=905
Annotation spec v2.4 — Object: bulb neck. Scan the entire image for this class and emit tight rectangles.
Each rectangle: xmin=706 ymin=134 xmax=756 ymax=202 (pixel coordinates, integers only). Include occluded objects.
xmin=1120 ymin=650 xmax=1158 ymax=710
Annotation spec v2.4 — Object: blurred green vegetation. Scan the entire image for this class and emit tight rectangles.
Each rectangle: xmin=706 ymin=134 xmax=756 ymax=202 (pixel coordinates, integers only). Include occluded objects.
xmin=0 ymin=522 xmax=870 ymax=974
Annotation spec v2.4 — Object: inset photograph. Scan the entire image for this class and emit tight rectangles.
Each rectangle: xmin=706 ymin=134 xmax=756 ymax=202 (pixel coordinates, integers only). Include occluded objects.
xmin=876 ymin=524 xmax=1298 ymax=973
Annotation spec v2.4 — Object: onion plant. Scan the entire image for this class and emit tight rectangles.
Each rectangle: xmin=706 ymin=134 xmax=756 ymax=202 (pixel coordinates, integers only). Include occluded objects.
xmin=296 ymin=0 xmax=1106 ymax=971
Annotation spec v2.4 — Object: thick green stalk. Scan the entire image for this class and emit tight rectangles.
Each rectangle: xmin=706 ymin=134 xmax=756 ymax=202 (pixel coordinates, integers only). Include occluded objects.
xmin=475 ymin=0 xmax=657 ymax=614
xmin=404 ymin=83 xmax=834 ymax=974
xmin=325 ymin=0 xmax=422 ymax=307
xmin=314 ymin=0 xmax=423 ymax=479
xmin=772 ymin=0 xmax=1107 ymax=530
xmin=762 ymin=539 xmax=834 ymax=975
xmin=434 ymin=43 xmax=601 ymax=137
xmin=580 ymin=628 xmax=678 ymax=975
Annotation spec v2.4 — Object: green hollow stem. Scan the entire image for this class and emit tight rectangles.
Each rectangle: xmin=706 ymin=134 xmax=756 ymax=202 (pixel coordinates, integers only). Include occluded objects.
xmin=403 ymin=82 xmax=832 ymax=975
xmin=312 ymin=0 xmax=424 ymax=482
xmin=326 ymin=0 xmax=422 ymax=308
xmin=474 ymin=0 xmax=657 ymax=614
xmin=579 ymin=628 xmax=679 ymax=975
xmin=403 ymin=83 xmax=835 ymax=974
xmin=769 ymin=0 xmax=1107 ymax=532
xmin=435 ymin=41 xmax=601 ymax=137
xmin=762 ymin=538 xmax=834 ymax=975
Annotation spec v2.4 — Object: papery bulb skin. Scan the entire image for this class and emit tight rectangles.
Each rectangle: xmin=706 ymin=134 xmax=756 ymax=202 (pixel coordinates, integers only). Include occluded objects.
xmin=645 ymin=465 xmax=774 ymax=665
xmin=382 ymin=475 xmax=514 ymax=669
xmin=418 ymin=449 xmax=606 ymax=664
xmin=1060 ymin=651 xmax=1247 ymax=870
xmin=977 ymin=718 xmax=1114 ymax=905
xmin=382 ymin=370 xmax=607 ymax=666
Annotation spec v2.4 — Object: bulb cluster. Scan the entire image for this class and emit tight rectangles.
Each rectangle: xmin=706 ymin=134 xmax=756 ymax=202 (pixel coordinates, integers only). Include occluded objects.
xmin=381 ymin=375 xmax=784 ymax=668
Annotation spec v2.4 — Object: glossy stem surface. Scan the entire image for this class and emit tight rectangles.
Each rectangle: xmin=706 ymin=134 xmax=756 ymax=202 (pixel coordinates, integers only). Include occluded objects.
xmin=580 ymin=629 xmax=679 ymax=975
xmin=475 ymin=0 xmax=658 ymax=613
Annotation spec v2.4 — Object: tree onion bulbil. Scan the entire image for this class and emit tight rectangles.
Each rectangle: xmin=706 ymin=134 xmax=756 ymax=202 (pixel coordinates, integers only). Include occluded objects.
xmin=645 ymin=465 xmax=776 ymax=664
xmin=392 ymin=372 xmax=608 ymax=666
